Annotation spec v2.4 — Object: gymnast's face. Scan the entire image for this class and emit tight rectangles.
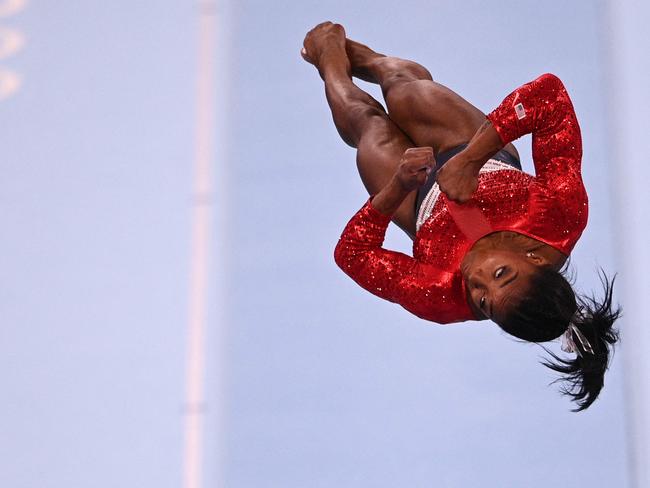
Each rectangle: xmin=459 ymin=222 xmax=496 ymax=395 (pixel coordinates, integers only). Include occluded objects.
xmin=461 ymin=249 xmax=539 ymax=323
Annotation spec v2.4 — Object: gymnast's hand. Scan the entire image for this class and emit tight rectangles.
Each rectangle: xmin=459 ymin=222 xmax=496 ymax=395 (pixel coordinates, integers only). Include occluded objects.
xmin=395 ymin=147 xmax=435 ymax=192
xmin=436 ymin=152 xmax=480 ymax=203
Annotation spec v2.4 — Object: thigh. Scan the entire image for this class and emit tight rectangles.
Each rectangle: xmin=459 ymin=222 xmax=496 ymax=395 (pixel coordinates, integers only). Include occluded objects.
xmin=355 ymin=113 xmax=417 ymax=238
xmin=385 ymin=79 xmax=486 ymax=152
xmin=386 ymin=79 xmax=520 ymax=160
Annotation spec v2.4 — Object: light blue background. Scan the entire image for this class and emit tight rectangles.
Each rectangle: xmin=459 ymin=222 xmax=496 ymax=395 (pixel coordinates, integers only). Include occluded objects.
xmin=1 ymin=1 xmax=630 ymax=487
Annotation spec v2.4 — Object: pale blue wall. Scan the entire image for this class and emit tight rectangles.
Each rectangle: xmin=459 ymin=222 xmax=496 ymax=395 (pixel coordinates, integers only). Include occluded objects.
xmin=1 ymin=2 xmax=194 ymax=486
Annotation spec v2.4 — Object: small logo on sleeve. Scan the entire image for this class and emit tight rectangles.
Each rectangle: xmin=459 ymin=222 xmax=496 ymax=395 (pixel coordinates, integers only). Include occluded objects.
xmin=514 ymin=103 xmax=526 ymax=120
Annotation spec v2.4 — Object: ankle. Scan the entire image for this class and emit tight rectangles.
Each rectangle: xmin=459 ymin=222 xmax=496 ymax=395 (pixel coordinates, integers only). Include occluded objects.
xmin=346 ymin=42 xmax=388 ymax=83
xmin=318 ymin=51 xmax=352 ymax=80
xmin=349 ymin=47 xmax=383 ymax=68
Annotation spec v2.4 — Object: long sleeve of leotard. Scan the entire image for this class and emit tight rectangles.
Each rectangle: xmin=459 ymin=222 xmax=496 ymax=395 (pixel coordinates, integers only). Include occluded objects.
xmin=334 ymin=199 xmax=474 ymax=324
xmin=486 ymin=73 xmax=584 ymax=192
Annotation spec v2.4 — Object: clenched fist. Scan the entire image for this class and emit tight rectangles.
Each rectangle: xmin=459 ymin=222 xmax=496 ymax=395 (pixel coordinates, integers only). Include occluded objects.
xmin=395 ymin=147 xmax=436 ymax=192
xmin=436 ymin=152 xmax=480 ymax=203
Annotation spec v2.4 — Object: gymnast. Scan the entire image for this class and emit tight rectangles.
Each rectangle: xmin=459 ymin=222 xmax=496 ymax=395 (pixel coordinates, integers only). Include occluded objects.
xmin=302 ymin=22 xmax=620 ymax=411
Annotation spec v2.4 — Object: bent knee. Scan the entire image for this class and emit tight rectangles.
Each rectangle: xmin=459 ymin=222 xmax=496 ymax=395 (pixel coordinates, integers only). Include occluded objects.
xmin=385 ymin=80 xmax=438 ymax=114
xmin=379 ymin=58 xmax=433 ymax=92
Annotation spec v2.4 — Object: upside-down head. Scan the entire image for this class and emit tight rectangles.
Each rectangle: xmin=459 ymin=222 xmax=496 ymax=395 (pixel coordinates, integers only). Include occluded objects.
xmin=462 ymin=249 xmax=620 ymax=411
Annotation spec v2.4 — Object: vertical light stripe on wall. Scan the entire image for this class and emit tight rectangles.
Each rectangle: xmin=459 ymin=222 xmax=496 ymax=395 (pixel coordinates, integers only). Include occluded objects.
xmin=183 ymin=2 xmax=217 ymax=488
xmin=606 ymin=2 xmax=650 ymax=487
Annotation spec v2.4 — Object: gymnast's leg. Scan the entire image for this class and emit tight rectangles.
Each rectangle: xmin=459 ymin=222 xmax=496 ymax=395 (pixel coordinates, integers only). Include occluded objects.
xmin=345 ymin=38 xmax=520 ymax=159
xmin=302 ymin=22 xmax=418 ymax=237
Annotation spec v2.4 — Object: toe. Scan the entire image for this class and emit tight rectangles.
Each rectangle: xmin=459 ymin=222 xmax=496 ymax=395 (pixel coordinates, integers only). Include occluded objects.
xmin=300 ymin=47 xmax=313 ymax=64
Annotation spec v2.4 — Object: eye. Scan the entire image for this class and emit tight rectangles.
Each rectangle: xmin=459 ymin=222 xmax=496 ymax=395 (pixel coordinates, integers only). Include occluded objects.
xmin=494 ymin=266 xmax=505 ymax=279
xmin=480 ymin=296 xmax=486 ymax=309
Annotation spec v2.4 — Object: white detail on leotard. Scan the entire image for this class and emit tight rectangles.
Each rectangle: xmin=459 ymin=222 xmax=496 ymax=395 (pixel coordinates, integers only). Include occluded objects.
xmin=415 ymin=159 xmax=521 ymax=232
xmin=515 ymin=102 xmax=527 ymax=120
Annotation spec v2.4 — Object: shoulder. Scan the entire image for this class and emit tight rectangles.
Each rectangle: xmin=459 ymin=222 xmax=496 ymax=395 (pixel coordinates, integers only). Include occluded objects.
xmin=528 ymin=181 xmax=589 ymax=249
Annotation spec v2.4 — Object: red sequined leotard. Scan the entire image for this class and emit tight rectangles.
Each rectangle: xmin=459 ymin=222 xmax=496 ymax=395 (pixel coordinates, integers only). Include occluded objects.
xmin=334 ymin=73 xmax=588 ymax=324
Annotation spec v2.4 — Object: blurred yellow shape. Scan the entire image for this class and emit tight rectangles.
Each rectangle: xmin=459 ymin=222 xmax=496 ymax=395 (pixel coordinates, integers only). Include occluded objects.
xmin=0 ymin=27 xmax=24 ymax=59
xmin=0 ymin=68 xmax=21 ymax=100
xmin=0 ymin=0 xmax=27 ymax=18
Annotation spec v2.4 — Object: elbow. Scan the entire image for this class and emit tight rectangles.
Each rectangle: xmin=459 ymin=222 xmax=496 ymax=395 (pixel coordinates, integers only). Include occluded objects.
xmin=538 ymin=73 xmax=567 ymax=92
xmin=333 ymin=238 xmax=346 ymax=270
xmin=334 ymin=238 xmax=364 ymax=275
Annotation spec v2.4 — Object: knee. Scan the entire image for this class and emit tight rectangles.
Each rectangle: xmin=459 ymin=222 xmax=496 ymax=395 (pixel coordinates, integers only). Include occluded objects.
xmin=394 ymin=62 xmax=432 ymax=83
xmin=380 ymin=58 xmax=432 ymax=94
xmin=385 ymin=80 xmax=434 ymax=116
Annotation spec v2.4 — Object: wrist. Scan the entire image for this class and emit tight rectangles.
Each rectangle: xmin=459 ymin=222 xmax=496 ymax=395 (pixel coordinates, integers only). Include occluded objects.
xmin=457 ymin=150 xmax=484 ymax=174
xmin=391 ymin=174 xmax=414 ymax=193
xmin=371 ymin=176 xmax=411 ymax=216
xmin=463 ymin=120 xmax=504 ymax=170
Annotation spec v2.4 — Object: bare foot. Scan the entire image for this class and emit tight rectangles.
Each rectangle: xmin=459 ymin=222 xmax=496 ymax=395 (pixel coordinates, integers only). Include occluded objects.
xmin=301 ymin=21 xmax=349 ymax=75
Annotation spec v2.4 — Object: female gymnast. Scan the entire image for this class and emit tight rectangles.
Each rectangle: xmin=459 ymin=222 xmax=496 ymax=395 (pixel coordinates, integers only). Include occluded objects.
xmin=302 ymin=22 xmax=620 ymax=411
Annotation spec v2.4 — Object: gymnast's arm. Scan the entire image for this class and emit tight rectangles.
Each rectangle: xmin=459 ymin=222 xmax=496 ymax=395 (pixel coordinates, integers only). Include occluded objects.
xmin=486 ymin=73 xmax=583 ymax=189
xmin=438 ymin=73 xmax=583 ymax=201
xmin=334 ymin=198 xmax=472 ymax=324
xmin=333 ymin=149 xmax=474 ymax=324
